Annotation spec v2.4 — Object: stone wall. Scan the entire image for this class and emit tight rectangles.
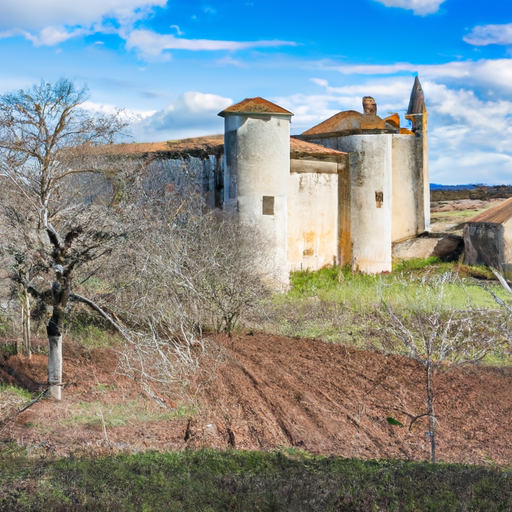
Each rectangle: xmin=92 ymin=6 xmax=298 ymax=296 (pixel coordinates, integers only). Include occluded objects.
xmin=287 ymin=159 xmax=340 ymax=271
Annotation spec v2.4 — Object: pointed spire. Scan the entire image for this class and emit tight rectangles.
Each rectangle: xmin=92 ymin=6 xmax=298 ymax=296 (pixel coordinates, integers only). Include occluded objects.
xmin=407 ymin=76 xmax=426 ymax=115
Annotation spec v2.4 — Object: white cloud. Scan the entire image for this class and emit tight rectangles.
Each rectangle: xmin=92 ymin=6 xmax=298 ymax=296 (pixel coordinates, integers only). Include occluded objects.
xmin=464 ymin=24 xmax=512 ymax=47
xmin=82 ymin=101 xmax=156 ymax=124
xmin=373 ymin=0 xmax=446 ymax=15
xmin=130 ymin=91 xmax=232 ymax=141
xmin=276 ymin=76 xmax=512 ymax=185
xmin=0 ymin=1 xmax=166 ymax=31
xmin=23 ymin=26 xmax=89 ymax=46
xmin=215 ymin=56 xmax=247 ymax=67
xmin=321 ymin=59 xmax=512 ymax=100
xmin=0 ymin=0 xmax=166 ymax=47
xmin=125 ymin=29 xmax=296 ymax=59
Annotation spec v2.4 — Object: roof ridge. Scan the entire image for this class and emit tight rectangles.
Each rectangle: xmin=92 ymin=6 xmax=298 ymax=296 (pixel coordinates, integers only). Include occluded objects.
xmin=219 ymin=97 xmax=293 ymax=116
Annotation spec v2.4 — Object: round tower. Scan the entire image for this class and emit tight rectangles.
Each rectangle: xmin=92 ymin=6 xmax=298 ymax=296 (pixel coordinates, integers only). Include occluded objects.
xmin=219 ymin=97 xmax=293 ymax=285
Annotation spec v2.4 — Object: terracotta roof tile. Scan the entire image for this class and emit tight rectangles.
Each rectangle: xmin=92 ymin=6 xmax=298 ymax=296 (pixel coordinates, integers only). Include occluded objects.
xmin=290 ymin=137 xmax=346 ymax=157
xmin=219 ymin=97 xmax=293 ymax=117
xmin=467 ymin=197 xmax=512 ymax=225
xmin=302 ymin=110 xmax=395 ymax=136
xmin=90 ymin=134 xmax=345 ymax=159
xmin=93 ymin=135 xmax=224 ymax=156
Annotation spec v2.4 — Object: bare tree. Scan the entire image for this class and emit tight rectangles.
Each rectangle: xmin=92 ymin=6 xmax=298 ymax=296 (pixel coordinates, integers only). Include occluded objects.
xmin=84 ymin=167 xmax=277 ymax=387
xmin=0 ymin=78 xmax=128 ymax=399
xmin=385 ymin=273 xmax=507 ymax=463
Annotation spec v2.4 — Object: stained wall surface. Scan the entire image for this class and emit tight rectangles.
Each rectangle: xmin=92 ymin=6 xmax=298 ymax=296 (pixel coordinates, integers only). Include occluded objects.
xmin=502 ymin=218 xmax=512 ymax=270
xmin=464 ymin=223 xmax=504 ymax=268
xmin=287 ymin=159 xmax=340 ymax=271
xmin=336 ymin=134 xmax=393 ymax=273
xmin=391 ymin=135 xmax=421 ymax=242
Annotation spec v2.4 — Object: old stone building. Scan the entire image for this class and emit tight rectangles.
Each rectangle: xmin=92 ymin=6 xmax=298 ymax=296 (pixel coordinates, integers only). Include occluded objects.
xmin=219 ymin=76 xmax=429 ymax=279
xmin=464 ymin=197 xmax=512 ymax=270
xmin=108 ymin=77 xmax=429 ymax=281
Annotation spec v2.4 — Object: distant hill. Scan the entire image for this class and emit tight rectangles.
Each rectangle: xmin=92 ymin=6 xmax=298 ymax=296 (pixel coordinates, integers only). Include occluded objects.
xmin=430 ymin=184 xmax=512 ymax=201
xmin=430 ymin=184 xmax=480 ymax=191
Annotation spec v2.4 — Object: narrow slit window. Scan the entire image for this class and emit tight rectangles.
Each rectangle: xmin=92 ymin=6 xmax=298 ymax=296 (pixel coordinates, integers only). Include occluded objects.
xmin=262 ymin=196 xmax=275 ymax=215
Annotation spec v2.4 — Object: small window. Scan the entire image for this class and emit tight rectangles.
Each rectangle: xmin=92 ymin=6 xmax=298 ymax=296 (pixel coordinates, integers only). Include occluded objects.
xmin=262 ymin=196 xmax=275 ymax=215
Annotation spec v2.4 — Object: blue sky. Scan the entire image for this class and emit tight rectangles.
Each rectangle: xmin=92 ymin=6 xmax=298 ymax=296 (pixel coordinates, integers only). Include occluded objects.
xmin=0 ymin=0 xmax=511 ymax=184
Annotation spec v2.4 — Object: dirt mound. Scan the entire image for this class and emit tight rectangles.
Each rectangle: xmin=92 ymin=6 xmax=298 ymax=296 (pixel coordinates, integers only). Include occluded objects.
xmin=2 ymin=333 xmax=512 ymax=464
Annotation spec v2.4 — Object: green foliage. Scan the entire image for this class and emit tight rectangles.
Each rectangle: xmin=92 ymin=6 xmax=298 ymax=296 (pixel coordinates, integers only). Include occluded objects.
xmin=1 ymin=449 xmax=512 ymax=511
xmin=0 ymin=343 xmax=17 ymax=357
xmin=392 ymin=256 xmax=442 ymax=273
xmin=259 ymin=264 xmax=512 ymax=355
xmin=61 ymin=399 xmax=194 ymax=428
xmin=65 ymin=310 xmax=122 ymax=348
xmin=0 ymin=384 xmax=32 ymax=401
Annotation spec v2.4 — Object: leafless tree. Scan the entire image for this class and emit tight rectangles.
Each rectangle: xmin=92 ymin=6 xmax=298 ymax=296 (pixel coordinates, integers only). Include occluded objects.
xmin=90 ymin=168 xmax=277 ymax=387
xmin=0 ymin=78 xmax=128 ymax=399
xmin=385 ymin=273 xmax=507 ymax=463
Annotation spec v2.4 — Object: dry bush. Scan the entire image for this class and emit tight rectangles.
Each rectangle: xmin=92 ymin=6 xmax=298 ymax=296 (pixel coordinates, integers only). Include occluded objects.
xmin=81 ymin=165 xmax=278 ymax=387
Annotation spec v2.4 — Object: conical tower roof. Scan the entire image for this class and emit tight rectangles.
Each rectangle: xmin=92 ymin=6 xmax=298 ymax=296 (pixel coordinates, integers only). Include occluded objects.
xmin=407 ymin=76 xmax=426 ymax=115
xmin=218 ymin=97 xmax=293 ymax=117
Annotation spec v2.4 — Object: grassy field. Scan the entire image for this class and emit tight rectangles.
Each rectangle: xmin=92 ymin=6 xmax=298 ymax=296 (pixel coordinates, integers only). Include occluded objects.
xmin=1 ymin=447 xmax=511 ymax=511
xmin=2 ymin=260 xmax=512 ymax=510
xmin=257 ymin=261 xmax=510 ymax=352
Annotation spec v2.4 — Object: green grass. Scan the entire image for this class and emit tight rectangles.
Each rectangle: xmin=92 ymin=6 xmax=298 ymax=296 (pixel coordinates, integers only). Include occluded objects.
xmin=0 ymin=384 xmax=32 ymax=401
xmin=285 ymin=264 xmax=504 ymax=313
xmin=431 ymin=209 xmax=488 ymax=220
xmin=1 ymin=448 xmax=511 ymax=511
xmin=257 ymin=262 xmax=511 ymax=352
xmin=65 ymin=310 xmax=123 ymax=348
xmin=60 ymin=399 xmax=195 ymax=428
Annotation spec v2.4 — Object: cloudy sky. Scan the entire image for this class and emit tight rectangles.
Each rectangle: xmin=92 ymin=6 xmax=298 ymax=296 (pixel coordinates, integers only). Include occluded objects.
xmin=0 ymin=0 xmax=511 ymax=184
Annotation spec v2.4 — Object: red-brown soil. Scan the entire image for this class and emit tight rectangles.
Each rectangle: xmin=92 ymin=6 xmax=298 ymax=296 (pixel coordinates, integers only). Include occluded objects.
xmin=1 ymin=333 xmax=512 ymax=465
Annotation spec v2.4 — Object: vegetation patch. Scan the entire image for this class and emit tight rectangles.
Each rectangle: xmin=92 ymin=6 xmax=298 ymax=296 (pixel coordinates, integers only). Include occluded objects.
xmin=61 ymin=399 xmax=194 ymax=428
xmin=1 ymin=448 xmax=512 ymax=511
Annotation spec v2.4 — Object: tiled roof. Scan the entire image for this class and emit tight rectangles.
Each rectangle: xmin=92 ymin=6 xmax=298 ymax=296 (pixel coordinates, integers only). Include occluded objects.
xmin=302 ymin=110 xmax=394 ymax=136
xmin=91 ymin=134 xmax=346 ymax=159
xmin=290 ymin=137 xmax=346 ymax=156
xmin=93 ymin=135 xmax=224 ymax=156
xmin=467 ymin=197 xmax=512 ymax=225
xmin=219 ymin=97 xmax=293 ymax=117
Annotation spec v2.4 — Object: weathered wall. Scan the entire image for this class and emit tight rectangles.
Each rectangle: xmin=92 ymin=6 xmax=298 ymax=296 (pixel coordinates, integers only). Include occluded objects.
xmin=406 ymin=112 xmax=430 ymax=232
xmin=391 ymin=134 xmax=420 ymax=242
xmin=464 ymin=223 xmax=504 ymax=268
xmin=145 ymin=155 xmax=224 ymax=209
xmin=336 ymin=134 xmax=393 ymax=273
xmin=502 ymin=218 xmax=512 ymax=269
xmin=288 ymin=159 xmax=340 ymax=271
xmin=224 ymin=113 xmax=291 ymax=284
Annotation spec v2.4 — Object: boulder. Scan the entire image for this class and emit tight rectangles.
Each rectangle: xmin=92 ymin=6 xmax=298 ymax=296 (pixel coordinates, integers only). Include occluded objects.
xmin=433 ymin=234 xmax=464 ymax=262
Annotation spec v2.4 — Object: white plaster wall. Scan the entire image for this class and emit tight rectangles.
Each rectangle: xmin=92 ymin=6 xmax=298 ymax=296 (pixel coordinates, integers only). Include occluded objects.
xmin=336 ymin=135 xmax=393 ymax=273
xmin=288 ymin=160 xmax=339 ymax=271
xmin=502 ymin=218 xmax=512 ymax=269
xmin=391 ymin=135 xmax=420 ymax=242
xmin=223 ymin=113 xmax=291 ymax=284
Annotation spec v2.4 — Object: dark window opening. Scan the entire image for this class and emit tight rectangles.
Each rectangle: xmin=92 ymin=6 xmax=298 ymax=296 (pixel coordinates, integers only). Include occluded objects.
xmin=263 ymin=196 xmax=275 ymax=215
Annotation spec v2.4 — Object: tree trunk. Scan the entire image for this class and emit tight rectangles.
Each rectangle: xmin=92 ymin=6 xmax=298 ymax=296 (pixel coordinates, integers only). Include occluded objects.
xmin=47 ymin=335 xmax=62 ymax=399
xmin=426 ymin=364 xmax=436 ymax=463
xmin=22 ymin=289 xmax=31 ymax=359
xmin=47 ymin=272 xmax=68 ymax=400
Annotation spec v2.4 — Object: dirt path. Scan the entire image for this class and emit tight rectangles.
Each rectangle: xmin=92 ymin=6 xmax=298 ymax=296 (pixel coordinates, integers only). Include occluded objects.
xmin=2 ymin=333 xmax=512 ymax=464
